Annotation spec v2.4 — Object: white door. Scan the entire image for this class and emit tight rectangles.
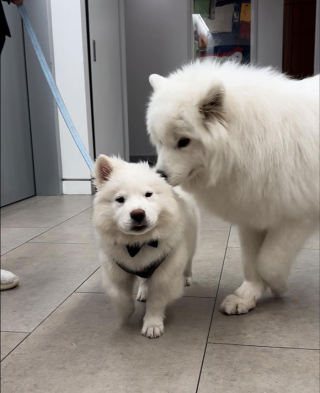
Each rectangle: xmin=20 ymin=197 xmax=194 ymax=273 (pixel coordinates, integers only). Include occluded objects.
xmin=88 ymin=0 xmax=126 ymax=158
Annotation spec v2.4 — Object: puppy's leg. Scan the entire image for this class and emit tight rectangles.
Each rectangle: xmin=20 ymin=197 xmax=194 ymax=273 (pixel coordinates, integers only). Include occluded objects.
xmin=141 ymin=275 xmax=184 ymax=338
xmin=221 ymin=227 xmax=266 ymax=315
xmin=184 ymin=258 xmax=193 ymax=286
xmin=257 ymin=221 xmax=314 ymax=296
xmin=102 ymin=262 xmax=135 ymax=323
xmin=141 ymin=248 xmax=186 ymax=338
xmin=136 ymin=277 xmax=148 ymax=302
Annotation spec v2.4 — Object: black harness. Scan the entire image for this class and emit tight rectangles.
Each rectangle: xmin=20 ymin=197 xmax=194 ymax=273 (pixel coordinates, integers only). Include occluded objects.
xmin=113 ymin=240 xmax=168 ymax=279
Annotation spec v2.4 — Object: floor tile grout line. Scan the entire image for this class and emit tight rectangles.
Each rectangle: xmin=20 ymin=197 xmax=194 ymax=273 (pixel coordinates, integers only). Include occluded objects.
xmin=2 ymin=204 xmax=93 ymax=230
xmin=1 ymin=227 xmax=52 ymax=229
xmin=28 ymin=242 xmax=93 ymax=245
xmin=1 ymin=339 xmax=31 ymax=363
xmin=72 ymin=266 xmax=102 ymax=293
xmin=195 ymin=226 xmax=231 ymax=393
xmin=0 ymin=197 xmax=45 ymax=216
xmin=0 ymin=228 xmax=51 ymax=257
xmin=206 ymin=342 xmax=319 ymax=351
xmin=1 ymin=265 xmax=101 ymax=362
xmin=201 ymin=229 xmax=230 ymax=232
xmin=74 ymin=290 xmax=217 ymax=299
xmin=1 ymin=196 xmax=94 ymax=217
xmin=227 ymin=245 xmax=319 ymax=251
xmin=1 ymin=334 xmax=30 ymax=363
xmin=0 ymin=207 xmax=93 ymax=257
xmin=1 ymin=226 xmax=51 ymax=229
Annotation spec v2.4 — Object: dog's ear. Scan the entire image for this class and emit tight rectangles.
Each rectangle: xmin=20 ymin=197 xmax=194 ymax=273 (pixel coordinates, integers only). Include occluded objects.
xmin=149 ymin=74 xmax=166 ymax=91
xmin=94 ymin=155 xmax=113 ymax=189
xmin=199 ymin=84 xmax=225 ymax=123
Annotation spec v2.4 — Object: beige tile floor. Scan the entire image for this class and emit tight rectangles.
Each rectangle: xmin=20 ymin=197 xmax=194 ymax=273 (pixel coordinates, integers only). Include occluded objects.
xmin=1 ymin=196 xmax=319 ymax=393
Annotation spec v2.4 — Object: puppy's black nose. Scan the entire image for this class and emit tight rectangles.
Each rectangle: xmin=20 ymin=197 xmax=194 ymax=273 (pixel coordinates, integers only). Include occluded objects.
xmin=130 ymin=209 xmax=145 ymax=223
xmin=156 ymin=170 xmax=168 ymax=180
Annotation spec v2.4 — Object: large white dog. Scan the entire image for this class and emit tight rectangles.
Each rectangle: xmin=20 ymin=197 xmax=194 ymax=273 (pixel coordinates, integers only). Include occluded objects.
xmin=146 ymin=60 xmax=319 ymax=315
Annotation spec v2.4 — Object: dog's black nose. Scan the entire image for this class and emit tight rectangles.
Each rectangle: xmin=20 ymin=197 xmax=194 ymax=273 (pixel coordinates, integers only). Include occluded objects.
xmin=156 ymin=170 xmax=168 ymax=180
xmin=130 ymin=209 xmax=145 ymax=223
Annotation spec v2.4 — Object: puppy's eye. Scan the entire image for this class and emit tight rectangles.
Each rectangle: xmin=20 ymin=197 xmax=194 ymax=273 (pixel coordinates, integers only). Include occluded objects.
xmin=177 ymin=138 xmax=190 ymax=148
xmin=145 ymin=192 xmax=153 ymax=197
xmin=116 ymin=197 xmax=125 ymax=204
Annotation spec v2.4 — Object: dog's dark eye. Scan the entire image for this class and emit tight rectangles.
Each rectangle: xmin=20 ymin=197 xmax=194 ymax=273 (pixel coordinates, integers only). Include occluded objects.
xmin=145 ymin=192 xmax=153 ymax=197
xmin=116 ymin=197 xmax=125 ymax=204
xmin=177 ymin=138 xmax=190 ymax=148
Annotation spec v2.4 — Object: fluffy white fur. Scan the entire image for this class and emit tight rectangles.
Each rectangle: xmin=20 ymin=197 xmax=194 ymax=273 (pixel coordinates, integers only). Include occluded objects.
xmin=147 ymin=60 xmax=319 ymax=315
xmin=93 ymin=156 xmax=199 ymax=338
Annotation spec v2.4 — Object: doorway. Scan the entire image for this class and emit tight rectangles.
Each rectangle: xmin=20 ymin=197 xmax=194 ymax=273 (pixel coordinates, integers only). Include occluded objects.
xmin=283 ymin=0 xmax=317 ymax=78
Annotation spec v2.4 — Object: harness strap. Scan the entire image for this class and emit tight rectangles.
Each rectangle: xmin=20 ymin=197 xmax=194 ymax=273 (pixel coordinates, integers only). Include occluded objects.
xmin=113 ymin=253 xmax=168 ymax=279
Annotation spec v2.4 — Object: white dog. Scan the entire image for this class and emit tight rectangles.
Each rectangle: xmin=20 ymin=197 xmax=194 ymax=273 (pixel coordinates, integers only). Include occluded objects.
xmin=93 ymin=156 xmax=199 ymax=338
xmin=146 ymin=60 xmax=319 ymax=315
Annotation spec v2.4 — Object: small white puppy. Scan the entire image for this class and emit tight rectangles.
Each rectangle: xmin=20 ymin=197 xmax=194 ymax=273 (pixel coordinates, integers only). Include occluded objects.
xmin=93 ymin=155 xmax=199 ymax=338
xmin=146 ymin=60 xmax=319 ymax=315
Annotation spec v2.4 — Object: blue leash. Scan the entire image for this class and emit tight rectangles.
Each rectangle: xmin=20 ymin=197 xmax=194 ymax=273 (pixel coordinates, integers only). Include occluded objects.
xmin=17 ymin=4 xmax=95 ymax=173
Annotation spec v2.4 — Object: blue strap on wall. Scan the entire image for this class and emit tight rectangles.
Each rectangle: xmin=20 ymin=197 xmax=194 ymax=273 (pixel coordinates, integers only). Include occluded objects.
xmin=17 ymin=4 xmax=95 ymax=173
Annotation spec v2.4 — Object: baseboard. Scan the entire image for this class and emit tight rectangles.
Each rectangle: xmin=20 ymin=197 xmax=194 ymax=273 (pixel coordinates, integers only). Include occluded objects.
xmin=62 ymin=180 xmax=92 ymax=195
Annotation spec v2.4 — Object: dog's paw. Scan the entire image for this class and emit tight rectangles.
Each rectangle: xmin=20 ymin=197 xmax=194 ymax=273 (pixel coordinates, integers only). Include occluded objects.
xmin=141 ymin=323 xmax=164 ymax=339
xmin=184 ymin=276 xmax=192 ymax=287
xmin=141 ymin=316 xmax=164 ymax=338
xmin=220 ymin=294 xmax=256 ymax=315
xmin=136 ymin=285 xmax=148 ymax=302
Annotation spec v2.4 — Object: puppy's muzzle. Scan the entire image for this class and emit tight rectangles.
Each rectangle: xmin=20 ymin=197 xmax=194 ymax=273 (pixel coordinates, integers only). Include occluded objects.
xmin=130 ymin=209 xmax=146 ymax=223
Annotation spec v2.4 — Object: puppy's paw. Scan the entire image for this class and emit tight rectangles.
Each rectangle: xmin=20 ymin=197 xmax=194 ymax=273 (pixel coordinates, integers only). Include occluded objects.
xmin=141 ymin=323 xmax=164 ymax=339
xmin=220 ymin=294 xmax=256 ymax=315
xmin=184 ymin=276 xmax=192 ymax=287
xmin=141 ymin=316 xmax=164 ymax=338
xmin=136 ymin=285 xmax=148 ymax=302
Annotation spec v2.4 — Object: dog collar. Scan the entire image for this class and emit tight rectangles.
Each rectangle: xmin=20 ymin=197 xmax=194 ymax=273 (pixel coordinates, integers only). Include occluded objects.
xmin=126 ymin=239 xmax=158 ymax=258
xmin=113 ymin=252 xmax=167 ymax=279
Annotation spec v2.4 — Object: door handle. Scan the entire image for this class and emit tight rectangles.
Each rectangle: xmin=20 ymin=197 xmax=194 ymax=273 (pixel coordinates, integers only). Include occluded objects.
xmin=93 ymin=40 xmax=96 ymax=62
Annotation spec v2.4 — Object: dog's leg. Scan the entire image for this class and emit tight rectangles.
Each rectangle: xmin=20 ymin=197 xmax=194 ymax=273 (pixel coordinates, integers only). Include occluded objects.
xmin=257 ymin=221 xmax=314 ymax=296
xmin=136 ymin=277 xmax=148 ymax=302
xmin=184 ymin=221 xmax=198 ymax=287
xmin=141 ymin=248 xmax=186 ymax=338
xmin=220 ymin=227 xmax=266 ymax=315
xmin=141 ymin=275 xmax=184 ymax=338
xmin=184 ymin=258 xmax=193 ymax=286
xmin=102 ymin=263 xmax=135 ymax=323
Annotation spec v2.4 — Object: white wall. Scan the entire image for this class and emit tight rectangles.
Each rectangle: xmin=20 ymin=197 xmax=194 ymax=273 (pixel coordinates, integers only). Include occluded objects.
xmin=50 ymin=0 xmax=93 ymax=194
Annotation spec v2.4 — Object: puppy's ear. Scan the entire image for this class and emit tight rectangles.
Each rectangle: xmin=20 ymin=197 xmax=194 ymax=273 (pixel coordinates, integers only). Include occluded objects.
xmin=149 ymin=74 xmax=166 ymax=91
xmin=94 ymin=155 xmax=113 ymax=189
xmin=199 ymin=84 xmax=225 ymax=123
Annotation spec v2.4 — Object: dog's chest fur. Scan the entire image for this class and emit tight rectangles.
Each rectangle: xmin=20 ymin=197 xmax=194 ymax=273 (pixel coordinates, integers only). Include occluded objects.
xmin=188 ymin=176 xmax=294 ymax=229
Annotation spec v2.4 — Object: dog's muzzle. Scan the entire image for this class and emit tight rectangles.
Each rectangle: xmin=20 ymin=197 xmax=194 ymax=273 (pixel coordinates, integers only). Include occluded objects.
xmin=156 ymin=170 xmax=168 ymax=181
